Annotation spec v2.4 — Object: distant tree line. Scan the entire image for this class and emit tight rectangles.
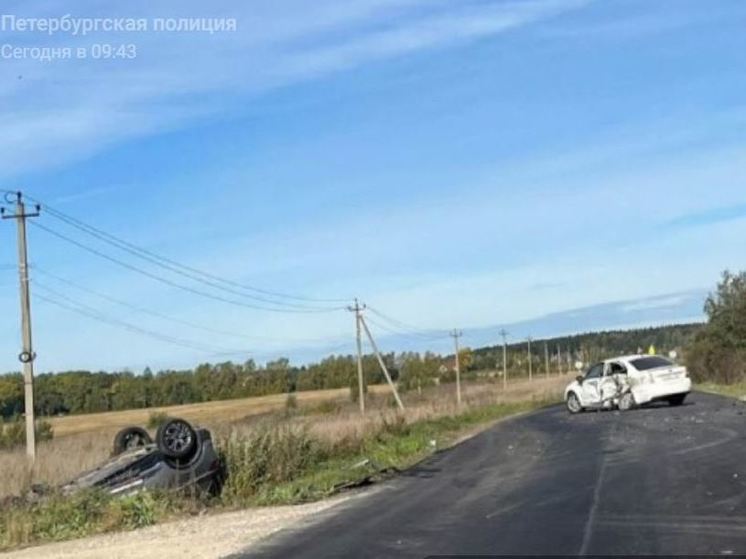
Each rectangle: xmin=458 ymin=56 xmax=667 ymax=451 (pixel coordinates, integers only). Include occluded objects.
xmin=472 ymin=323 xmax=703 ymax=375
xmin=0 ymin=323 xmax=703 ymax=419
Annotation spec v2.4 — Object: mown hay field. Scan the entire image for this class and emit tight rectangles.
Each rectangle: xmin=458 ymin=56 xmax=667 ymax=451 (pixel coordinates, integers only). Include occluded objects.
xmin=47 ymin=385 xmax=393 ymax=437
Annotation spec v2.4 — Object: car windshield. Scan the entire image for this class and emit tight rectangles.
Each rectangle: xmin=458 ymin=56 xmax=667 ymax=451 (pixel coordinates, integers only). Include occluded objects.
xmin=630 ymin=356 xmax=673 ymax=371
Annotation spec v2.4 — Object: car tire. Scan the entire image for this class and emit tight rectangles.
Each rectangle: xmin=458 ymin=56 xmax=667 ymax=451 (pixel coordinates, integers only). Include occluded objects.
xmin=566 ymin=392 xmax=582 ymax=414
xmin=113 ymin=426 xmax=152 ymax=455
xmin=618 ymin=392 xmax=635 ymax=411
xmin=667 ymin=394 xmax=686 ymax=406
xmin=156 ymin=418 xmax=197 ymax=460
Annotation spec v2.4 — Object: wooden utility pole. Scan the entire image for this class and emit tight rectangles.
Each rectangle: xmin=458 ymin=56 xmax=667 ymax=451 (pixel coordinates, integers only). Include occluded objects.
xmin=359 ymin=315 xmax=404 ymax=411
xmin=450 ymin=329 xmax=463 ymax=406
xmin=527 ymin=336 xmax=533 ymax=382
xmin=1 ymin=192 xmax=40 ymax=467
xmin=556 ymin=344 xmax=562 ymax=375
xmin=347 ymin=299 xmax=366 ymax=415
xmin=544 ymin=342 xmax=550 ymax=378
xmin=499 ymin=329 xmax=508 ymax=390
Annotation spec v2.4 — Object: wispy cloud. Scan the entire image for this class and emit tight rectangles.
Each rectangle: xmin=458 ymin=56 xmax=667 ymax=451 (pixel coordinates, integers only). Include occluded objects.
xmin=535 ymin=1 xmax=740 ymax=40
xmin=664 ymin=204 xmax=746 ymax=230
xmin=0 ymin=0 xmax=591 ymax=179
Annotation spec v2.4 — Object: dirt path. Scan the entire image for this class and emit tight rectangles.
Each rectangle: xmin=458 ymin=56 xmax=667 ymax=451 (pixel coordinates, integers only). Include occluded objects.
xmin=1 ymin=494 xmax=358 ymax=559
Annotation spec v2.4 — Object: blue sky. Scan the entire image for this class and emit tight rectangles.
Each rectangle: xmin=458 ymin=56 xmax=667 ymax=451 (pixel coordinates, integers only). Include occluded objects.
xmin=0 ymin=0 xmax=745 ymax=372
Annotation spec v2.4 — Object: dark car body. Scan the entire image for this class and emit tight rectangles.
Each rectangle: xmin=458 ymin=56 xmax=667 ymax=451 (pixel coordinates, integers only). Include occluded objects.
xmin=61 ymin=421 xmax=223 ymax=496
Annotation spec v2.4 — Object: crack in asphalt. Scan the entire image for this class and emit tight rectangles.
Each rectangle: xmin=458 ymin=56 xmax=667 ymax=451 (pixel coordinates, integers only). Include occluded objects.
xmin=579 ymin=422 xmax=615 ymax=555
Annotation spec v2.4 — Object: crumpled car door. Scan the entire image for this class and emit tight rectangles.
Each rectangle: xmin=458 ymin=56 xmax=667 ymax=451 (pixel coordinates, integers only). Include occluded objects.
xmin=582 ymin=377 xmax=602 ymax=405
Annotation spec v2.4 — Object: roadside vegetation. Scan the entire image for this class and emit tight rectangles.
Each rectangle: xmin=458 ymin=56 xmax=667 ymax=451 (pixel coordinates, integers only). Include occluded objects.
xmin=0 ymin=376 xmax=568 ymax=551
xmin=694 ymin=381 xmax=746 ymax=399
xmin=0 ymin=418 xmax=53 ymax=450
xmin=687 ymin=271 xmax=746 ymax=386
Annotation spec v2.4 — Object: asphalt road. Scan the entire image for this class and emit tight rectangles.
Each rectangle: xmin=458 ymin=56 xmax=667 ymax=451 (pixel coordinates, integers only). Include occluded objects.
xmin=238 ymin=392 xmax=746 ymax=557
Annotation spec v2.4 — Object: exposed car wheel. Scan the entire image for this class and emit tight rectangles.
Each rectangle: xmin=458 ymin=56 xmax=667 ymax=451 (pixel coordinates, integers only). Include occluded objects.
xmin=156 ymin=418 xmax=197 ymax=460
xmin=566 ymin=392 xmax=582 ymax=414
xmin=618 ymin=392 xmax=635 ymax=411
xmin=667 ymin=393 xmax=686 ymax=406
xmin=113 ymin=426 xmax=152 ymax=455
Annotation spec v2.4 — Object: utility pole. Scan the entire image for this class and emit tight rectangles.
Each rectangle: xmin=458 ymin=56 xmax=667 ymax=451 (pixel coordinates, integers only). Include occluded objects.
xmin=499 ymin=329 xmax=508 ymax=390
xmin=359 ymin=315 xmax=405 ymax=411
xmin=450 ymin=329 xmax=463 ymax=406
xmin=1 ymin=192 xmax=40 ymax=467
xmin=347 ymin=299 xmax=366 ymax=415
xmin=544 ymin=342 xmax=550 ymax=378
xmin=526 ymin=336 xmax=533 ymax=382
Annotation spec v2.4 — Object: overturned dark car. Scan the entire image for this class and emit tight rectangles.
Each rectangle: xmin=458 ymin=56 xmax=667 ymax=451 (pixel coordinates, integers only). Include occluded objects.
xmin=61 ymin=418 xmax=224 ymax=497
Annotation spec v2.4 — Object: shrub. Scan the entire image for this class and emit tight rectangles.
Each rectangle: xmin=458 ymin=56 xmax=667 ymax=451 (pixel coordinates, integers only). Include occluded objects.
xmin=219 ymin=424 xmax=325 ymax=503
xmin=106 ymin=492 xmax=159 ymax=529
xmin=687 ymin=270 xmax=746 ymax=383
xmin=0 ymin=417 xmax=53 ymax=450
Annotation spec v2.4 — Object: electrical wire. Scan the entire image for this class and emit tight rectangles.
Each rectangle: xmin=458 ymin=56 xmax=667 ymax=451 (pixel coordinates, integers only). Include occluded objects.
xmin=366 ymin=306 xmax=450 ymax=340
xmin=33 ymin=211 xmax=337 ymax=310
xmin=31 ymin=266 xmax=352 ymax=347
xmin=364 ymin=314 xmax=450 ymax=343
xmin=26 ymin=195 xmax=350 ymax=305
xmin=33 ymin=285 xmax=250 ymax=356
xmin=30 ymin=221 xmax=346 ymax=314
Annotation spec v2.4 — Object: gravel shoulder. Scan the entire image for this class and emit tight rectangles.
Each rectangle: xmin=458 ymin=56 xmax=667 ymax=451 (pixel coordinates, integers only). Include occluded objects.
xmin=0 ymin=493 xmax=360 ymax=559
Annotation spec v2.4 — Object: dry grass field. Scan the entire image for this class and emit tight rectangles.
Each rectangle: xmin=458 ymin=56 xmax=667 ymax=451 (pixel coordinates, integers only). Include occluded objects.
xmin=0 ymin=375 xmax=572 ymax=499
xmin=46 ymin=384 xmax=392 ymax=438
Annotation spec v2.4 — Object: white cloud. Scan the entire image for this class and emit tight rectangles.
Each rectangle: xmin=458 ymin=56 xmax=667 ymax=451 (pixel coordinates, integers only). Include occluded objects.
xmin=0 ymin=0 xmax=591 ymax=178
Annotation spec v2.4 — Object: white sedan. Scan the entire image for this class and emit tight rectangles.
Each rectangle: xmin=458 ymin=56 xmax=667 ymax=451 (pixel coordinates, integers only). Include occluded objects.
xmin=564 ymin=355 xmax=691 ymax=413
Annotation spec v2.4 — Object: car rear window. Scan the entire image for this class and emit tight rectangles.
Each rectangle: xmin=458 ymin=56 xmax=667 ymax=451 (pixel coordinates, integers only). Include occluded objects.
xmin=630 ymin=356 xmax=673 ymax=371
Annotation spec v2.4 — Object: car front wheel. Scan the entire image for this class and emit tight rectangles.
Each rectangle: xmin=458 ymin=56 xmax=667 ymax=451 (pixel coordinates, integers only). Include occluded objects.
xmin=112 ymin=426 xmax=152 ymax=455
xmin=566 ymin=392 xmax=582 ymax=414
xmin=618 ymin=392 xmax=635 ymax=411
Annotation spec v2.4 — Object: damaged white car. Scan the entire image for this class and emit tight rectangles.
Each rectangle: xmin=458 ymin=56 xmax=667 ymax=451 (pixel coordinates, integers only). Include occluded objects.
xmin=564 ymin=355 xmax=691 ymax=413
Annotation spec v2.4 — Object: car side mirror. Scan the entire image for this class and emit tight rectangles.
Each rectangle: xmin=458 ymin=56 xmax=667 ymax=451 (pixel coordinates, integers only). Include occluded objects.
xmin=575 ymin=375 xmax=584 ymax=384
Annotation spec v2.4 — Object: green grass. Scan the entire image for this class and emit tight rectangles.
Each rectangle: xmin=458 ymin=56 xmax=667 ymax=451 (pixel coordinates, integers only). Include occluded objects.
xmin=695 ymin=381 xmax=746 ymax=399
xmin=0 ymin=490 xmax=198 ymax=550
xmin=0 ymin=397 xmax=555 ymax=551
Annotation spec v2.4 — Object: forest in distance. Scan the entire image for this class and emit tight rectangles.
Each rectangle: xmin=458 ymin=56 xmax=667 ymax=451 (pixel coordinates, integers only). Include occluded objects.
xmin=0 ymin=323 xmax=702 ymax=419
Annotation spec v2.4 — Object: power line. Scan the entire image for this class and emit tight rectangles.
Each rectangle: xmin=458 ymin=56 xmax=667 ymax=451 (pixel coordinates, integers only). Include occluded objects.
xmin=32 ymin=266 xmax=350 ymax=347
xmin=366 ymin=306 xmax=450 ymax=340
xmin=364 ymin=314 xmax=449 ymax=342
xmin=34 ymin=286 xmax=250 ymax=356
xmin=27 ymin=195 xmax=350 ymax=305
xmin=30 ymin=221 xmax=345 ymax=314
